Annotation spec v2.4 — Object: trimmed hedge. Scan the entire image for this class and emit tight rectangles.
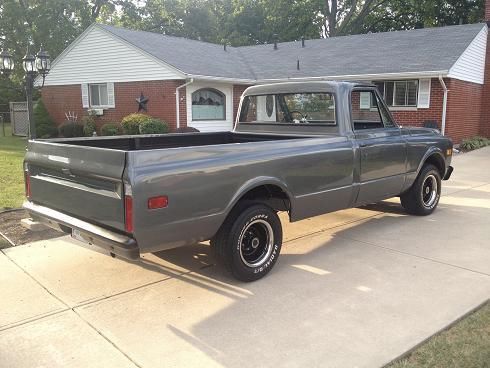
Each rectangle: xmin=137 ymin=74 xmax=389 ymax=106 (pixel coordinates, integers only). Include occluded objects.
xmin=100 ymin=123 xmax=122 ymax=136
xmin=59 ymin=122 xmax=84 ymax=138
xmin=81 ymin=116 xmax=97 ymax=137
xmin=121 ymin=113 xmax=150 ymax=135
xmin=139 ymin=118 xmax=168 ymax=134
xmin=460 ymin=136 xmax=490 ymax=152
xmin=33 ymin=99 xmax=58 ymax=138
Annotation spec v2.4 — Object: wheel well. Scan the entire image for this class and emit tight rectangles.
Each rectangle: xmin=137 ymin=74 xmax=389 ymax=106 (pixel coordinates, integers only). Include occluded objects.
xmin=239 ymin=184 xmax=291 ymax=213
xmin=424 ymin=153 xmax=445 ymax=177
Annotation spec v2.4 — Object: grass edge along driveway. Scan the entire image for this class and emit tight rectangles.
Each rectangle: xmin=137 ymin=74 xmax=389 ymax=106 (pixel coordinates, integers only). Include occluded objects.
xmin=0 ymin=124 xmax=27 ymax=209
xmin=387 ymin=301 xmax=490 ymax=368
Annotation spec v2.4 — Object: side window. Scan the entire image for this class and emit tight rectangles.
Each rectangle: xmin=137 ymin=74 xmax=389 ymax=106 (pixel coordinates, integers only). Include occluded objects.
xmin=351 ymin=90 xmax=383 ymax=130
xmin=376 ymin=94 xmax=396 ymax=128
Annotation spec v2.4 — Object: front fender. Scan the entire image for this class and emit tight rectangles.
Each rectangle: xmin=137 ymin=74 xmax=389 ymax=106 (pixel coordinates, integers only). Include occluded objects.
xmin=416 ymin=147 xmax=446 ymax=176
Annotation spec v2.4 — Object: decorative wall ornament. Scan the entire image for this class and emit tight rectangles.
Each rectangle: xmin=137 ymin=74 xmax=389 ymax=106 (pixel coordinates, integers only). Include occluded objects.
xmin=136 ymin=92 xmax=149 ymax=112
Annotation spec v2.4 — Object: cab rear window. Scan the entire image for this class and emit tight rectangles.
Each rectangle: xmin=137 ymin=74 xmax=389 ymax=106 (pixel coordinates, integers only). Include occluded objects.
xmin=239 ymin=93 xmax=336 ymax=126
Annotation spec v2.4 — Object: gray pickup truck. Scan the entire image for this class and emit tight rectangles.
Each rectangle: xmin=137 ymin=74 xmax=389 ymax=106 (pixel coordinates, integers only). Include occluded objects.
xmin=24 ymin=81 xmax=453 ymax=281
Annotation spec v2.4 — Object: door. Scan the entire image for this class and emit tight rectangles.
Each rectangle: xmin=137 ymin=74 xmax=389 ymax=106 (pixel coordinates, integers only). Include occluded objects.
xmin=351 ymin=89 xmax=407 ymax=204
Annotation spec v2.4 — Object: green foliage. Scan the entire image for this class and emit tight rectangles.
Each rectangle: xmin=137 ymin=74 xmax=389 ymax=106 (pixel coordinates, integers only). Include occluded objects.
xmin=100 ymin=123 xmax=122 ymax=136
xmin=389 ymin=302 xmax=490 ymax=368
xmin=81 ymin=115 xmax=97 ymax=137
xmin=33 ymin=99 xmax=58 ymax=138
xmin=0 ymin=124 xmax=27 ymax=208
xmin=59 ymin=122 xmax=84 ymax=138
xmin=363 ymin=0 xmax=484 ymax=33
xmin=139 ymin=118 xmax=169 ymax=134
xmin=460 ymin=136 xmax=490 ymax=151
xmin=121 ymin=113 xmax=151 ymax=135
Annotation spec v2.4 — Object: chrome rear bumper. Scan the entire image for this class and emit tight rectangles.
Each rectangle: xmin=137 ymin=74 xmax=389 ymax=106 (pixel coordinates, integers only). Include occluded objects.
xmin=23 ymin=201 xmax=140 ymax=260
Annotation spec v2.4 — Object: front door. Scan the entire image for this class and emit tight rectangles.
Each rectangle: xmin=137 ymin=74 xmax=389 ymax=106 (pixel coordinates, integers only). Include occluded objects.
xmin=351 ymin=89 xmax=407 ymax=204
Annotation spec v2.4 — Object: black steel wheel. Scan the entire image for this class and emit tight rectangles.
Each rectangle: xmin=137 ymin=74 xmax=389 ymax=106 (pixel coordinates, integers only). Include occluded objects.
xmin=401 ymin=164 xmax=441 ymax=216
xmin=211 ymin=201 xmax=282 ymax=282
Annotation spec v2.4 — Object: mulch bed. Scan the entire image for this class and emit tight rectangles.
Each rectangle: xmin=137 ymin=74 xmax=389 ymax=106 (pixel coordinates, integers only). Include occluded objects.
xmin=0 ymin=209 xmax=65 ymax=248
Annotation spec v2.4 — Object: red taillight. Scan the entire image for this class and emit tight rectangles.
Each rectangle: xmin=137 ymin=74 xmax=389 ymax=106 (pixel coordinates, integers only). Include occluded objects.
xmin=25 ymin=171 xmax=31 ymax=199
xmin=148 ymin=196 xmax=168 ymax=209
xmin=125 ymin=195 xmax=134 ymax=233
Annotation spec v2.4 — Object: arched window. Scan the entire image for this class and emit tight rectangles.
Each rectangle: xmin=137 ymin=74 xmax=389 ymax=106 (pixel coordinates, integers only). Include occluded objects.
xmin=192 ymin=88 xmax=226 ymax=121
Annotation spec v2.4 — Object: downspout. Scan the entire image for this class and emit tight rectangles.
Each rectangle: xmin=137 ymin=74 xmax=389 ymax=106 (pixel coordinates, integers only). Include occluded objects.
xmin=438 ymin=75 xmax=448 ymax=135
xmin=175 ymin=78 xmax=194 ymax=129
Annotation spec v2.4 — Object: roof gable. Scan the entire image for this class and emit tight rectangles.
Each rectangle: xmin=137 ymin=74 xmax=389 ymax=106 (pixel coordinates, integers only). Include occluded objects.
xmin=448 ymin=25 xmax=488 ymax=84
xmin=43 ymin=24 xmax=184 ymax=86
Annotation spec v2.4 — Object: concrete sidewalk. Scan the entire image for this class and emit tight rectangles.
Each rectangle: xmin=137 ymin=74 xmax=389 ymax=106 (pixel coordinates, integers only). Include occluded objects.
xmin=1 ymin=148 xmax=489 ymax=368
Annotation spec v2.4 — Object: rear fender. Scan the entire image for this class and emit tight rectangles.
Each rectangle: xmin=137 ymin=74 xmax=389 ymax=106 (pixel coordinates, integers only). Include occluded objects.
xmin=225 ymin=177 xmax=294 ymax=217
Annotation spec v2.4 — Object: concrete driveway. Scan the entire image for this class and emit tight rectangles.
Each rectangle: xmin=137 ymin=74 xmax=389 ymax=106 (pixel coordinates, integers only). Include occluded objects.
xmin=1 ymin=147 xmax=489 ymax=368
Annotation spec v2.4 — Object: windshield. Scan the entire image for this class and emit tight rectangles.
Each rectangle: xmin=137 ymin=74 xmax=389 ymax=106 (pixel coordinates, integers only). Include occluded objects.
xmin=239 ymin=93 xmax=336 ymax=125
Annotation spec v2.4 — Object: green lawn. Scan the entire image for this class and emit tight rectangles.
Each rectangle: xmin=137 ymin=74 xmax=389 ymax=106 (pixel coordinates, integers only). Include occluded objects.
xmin=388 ymin=302 xmax=490 ymax=368
xmin=0 ymin=124 xmax=27 ymax=208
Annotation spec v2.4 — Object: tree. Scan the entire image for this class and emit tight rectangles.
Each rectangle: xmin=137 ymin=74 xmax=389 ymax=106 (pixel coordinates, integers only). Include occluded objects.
xmin=361 ymin=0 xmax=484 ymax=33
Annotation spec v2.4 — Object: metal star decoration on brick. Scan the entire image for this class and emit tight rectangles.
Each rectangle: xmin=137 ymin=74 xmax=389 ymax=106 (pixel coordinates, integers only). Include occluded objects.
xmin=136 ymin=92 xmax=149 ymax=112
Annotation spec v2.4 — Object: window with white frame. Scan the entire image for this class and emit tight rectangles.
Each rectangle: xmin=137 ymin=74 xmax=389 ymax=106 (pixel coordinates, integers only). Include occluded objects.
xmin=81 ymin=82 xmax=115 ymax=109
xmin=373 ymin=80 xmax=418 ymax=107
xmin=191 ymin=88 xmax=226 ymax=120
xmin=89 ymin=83 xmax=109 ymax=107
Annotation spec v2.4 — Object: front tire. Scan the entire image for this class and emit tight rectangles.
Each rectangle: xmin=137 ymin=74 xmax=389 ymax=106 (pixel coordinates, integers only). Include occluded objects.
xmin=401 ymin=164 xmax=441 ymax=216
xmin=211 ymin=202 xmax=282 ymax=282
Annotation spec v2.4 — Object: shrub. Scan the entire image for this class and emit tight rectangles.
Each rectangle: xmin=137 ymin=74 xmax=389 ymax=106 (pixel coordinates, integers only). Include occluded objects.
xmin=33 ymin=99 xmax=58 ymax=138
xmin=139 ymin=118 xmax=169 ymax=134
xmin=174 ymin=126 xmax=200 ymax=133
xmin=460 ymin=136 xmax=490 ymax=152
xmin=81 ymin=115 xmax=97 ymax=137
xmin=59 ymin=122 xmax=84 ymax=138
xmin=100 ymin=123 xmax=122 ymax=136
xmin=121 ymin=113 xmax=151 ymax=135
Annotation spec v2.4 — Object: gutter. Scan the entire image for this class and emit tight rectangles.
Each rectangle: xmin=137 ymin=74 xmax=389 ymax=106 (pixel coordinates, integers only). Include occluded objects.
xmin=438 ymin=75 xmax=448 ymax=135
xmin=175 ymin=78 xmax=194 ymax=129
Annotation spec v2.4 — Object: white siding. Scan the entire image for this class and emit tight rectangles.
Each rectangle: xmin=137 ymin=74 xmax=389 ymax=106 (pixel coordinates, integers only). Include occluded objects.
xmin=186 ymin=82 xmax=234 ymax=132
xmin=448 ymin=26 xmax=488 ymax=85
xmin=42 ymin=26 xmax=183 ymax=86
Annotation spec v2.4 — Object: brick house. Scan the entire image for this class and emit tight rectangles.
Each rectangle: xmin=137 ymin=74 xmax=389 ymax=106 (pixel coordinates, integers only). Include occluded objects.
xmin=41 ymin=10 xmax=490 ymax=143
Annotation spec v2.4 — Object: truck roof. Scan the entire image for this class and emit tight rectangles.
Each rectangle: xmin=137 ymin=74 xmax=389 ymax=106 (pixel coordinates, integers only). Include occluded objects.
xmin=243 ymin=81 xmax=375 ymax=96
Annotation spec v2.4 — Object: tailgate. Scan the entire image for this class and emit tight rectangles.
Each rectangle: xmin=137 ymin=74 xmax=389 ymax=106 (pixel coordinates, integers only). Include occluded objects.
xmin=25 ymin=140 xmax=127 ymax=231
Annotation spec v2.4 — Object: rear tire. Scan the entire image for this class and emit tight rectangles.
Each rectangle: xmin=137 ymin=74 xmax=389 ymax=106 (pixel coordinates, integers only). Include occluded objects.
xmin=401 ymin=164 xmax=441 ymax=216
xmin=211 ymin=201 xmax=282 ymax=282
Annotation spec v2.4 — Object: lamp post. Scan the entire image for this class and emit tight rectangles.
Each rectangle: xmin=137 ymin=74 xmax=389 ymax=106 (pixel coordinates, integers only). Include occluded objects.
xmin=0 ymin=45 xmax=51 ymax=139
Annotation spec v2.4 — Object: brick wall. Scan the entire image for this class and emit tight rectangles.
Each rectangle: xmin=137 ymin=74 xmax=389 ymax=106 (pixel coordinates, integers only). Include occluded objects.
xmin=41 ymin=80 xmax=187 ymax=131
xmin=480 ymin=23 xmax=490 ymax=138
xmin=446 ymin=79 xmax=484 ymax=143
xmin=233 ymin=84 xmax=252 ymax=121
xmin=390 ymin=78 xmax=444 ymax=129
xmin=486 ymin=0 xmax=490 ymax=23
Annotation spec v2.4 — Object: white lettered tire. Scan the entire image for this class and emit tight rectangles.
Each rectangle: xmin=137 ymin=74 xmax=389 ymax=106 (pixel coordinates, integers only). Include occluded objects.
xmin=211 ymin=202 xmax=282 ymax=282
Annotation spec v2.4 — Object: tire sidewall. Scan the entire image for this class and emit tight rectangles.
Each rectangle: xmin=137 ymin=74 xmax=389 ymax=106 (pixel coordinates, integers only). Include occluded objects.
xmin=417 ymin=167 xmax=441 ymax=213
xmin=228 ymin=205 xmax=282 ymax=281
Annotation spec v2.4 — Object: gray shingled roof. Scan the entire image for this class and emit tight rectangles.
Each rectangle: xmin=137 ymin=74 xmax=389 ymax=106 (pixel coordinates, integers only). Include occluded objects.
xmin=100 ymin=23 xmax=485 ymax=81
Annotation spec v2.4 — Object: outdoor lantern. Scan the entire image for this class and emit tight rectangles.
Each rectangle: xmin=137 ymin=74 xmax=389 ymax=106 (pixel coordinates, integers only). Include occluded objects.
xmin=22 ymin=48 xmax=37 ymax=75
xmin=0 ymin=49 xmax=14 ymax=76
xmin=35 ymin=45 xmax=51 ymax=76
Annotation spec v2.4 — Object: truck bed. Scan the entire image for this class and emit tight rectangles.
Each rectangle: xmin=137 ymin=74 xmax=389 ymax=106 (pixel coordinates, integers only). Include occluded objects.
xmin=46 ymin=132 xmax=305 ymax=151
